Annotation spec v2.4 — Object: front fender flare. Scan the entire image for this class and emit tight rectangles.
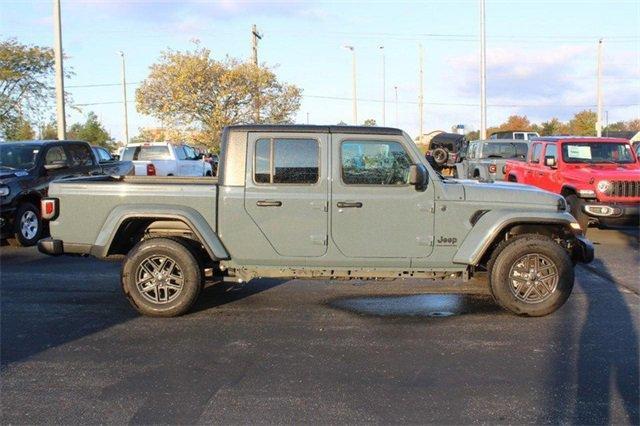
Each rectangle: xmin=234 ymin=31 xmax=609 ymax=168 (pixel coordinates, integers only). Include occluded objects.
xmin=92 ymin=204 xmax=230 ymax=260
xmin=453 ymin=209 xmax=576 ymax=266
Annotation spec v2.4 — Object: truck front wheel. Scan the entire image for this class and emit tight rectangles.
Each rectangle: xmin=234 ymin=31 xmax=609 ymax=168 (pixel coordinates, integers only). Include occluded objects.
xmin=489 ymin=235 xmax=574 ymax=317
xmin=565 ymin=194 xmax=589 ymax=233
xmin=121 ymin=237 xmax=203 ymax=317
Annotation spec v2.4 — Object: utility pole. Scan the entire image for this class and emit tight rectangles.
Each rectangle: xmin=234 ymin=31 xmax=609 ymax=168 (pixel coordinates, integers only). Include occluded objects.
xmin=479 ymin=0 xmax=487 ymax=140
xmin=380 ymin=45 xmax=386 ymax=126
xmin=596 ymin=38 xmax=603 ymax=137
xmin=53 ymin=0 xmax=66 ymax=140
xmin=419 ymin=44 xmax=424 ymax=144
xmin=252 ymin=24 xmax=262 ymax=123
xmin=117 ymin=51 xmax=129 ymax=144
xmin=306 ymin=112 xmax=310 ymax=124
xmin=394 ymin=85 xmax=399 ymax=128
xmin=344 ymin=45 xmax=357 ymax=125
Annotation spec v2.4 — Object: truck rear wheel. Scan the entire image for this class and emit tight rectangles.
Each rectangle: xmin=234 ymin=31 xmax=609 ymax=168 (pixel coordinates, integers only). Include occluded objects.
xmin=489 ymin=234 xmax=574 ymax=317
xmin=121 ymin=237 xmax=203 ymax=317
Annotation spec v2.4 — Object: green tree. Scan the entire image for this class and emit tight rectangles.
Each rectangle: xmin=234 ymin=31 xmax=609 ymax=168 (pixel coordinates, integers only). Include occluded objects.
xmin=363 ymin=118 xmax=377 ymax=126
xmin=136 ymin=47 xmax=302 ymax=151
xmin=540 ymin=118 xmax=569 ymax=136
xmin=0 ymin=39 xmax=55 ymax=139
xmin=3 ymin=114 xmax=35 ymax=140
xmin=568 ymin=110 xmax=597 ymax=136
xmin=67 ymin=112 xmax=113 ymax=147
xmin=40 ymin=122 xmax=57 ymax=139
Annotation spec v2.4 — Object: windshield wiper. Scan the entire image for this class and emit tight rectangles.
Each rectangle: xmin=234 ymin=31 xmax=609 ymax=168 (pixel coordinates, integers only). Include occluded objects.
xmin=0 ymin=165 xmax=17 ymax=170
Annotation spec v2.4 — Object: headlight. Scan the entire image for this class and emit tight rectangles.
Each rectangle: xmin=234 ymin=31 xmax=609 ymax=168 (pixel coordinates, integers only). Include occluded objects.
xmin=0 ymin=186 xmax=9 ymax=197
xmin=597 ymin=180 xmax=613 ymax=195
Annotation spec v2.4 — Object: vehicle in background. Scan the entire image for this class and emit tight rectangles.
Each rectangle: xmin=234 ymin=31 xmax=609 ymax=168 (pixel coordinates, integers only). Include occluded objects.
xmin=455 ymin=139 xmax=529 ymax=180
xmin=39 ymin=125 xmax=593 ymax=318
xmin=425 ymin=132 xmax=466 ymax=174
xmin=91 ymin=146 xmax=130 ymax=175
xmin=490 ymin=131 xmax=540 ymax=140
xmin=120 ymin=142 xmax=213 ymax=177
xmin=504 ymin=137 xmax=640 ymax=232
xmin=1 ymin=140 xmax=133 ymax=247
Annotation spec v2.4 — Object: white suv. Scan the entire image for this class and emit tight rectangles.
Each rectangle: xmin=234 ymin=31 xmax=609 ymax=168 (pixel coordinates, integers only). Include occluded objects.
xmin=121 ymin=142 xmax=213 ymax=177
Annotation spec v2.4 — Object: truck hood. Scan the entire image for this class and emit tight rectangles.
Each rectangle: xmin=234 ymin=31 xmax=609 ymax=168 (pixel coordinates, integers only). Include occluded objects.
xmin=0 ymin=166 xmax=30 ymax=180
xmin=458 ymin=179 xmax=561 ymax=207
xmin=562 ymin=163 xmax=640 ymax=183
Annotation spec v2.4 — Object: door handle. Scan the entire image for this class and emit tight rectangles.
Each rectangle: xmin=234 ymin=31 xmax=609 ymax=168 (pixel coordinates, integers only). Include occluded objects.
xmin=256 ymin=200 xmax=282 ymax=207
xmin=337 ymin=201 xmax=362 ymax=208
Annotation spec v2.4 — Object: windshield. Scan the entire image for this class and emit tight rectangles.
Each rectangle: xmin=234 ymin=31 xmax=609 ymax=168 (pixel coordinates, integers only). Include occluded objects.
xmin=0 ymin=144 xmax=40 ymax=170
xmin=481 ymin=142 xmax=528 ymax=159
xmin=562 ymin=142 xmax=635 ymax=164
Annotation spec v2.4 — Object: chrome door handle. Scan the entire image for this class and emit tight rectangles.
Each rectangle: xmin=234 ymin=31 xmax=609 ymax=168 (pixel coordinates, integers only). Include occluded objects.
xmin=337 ymin=201 xmax=362 ymax=208
xmin=256 ymin=200 xmax=282 ymax=207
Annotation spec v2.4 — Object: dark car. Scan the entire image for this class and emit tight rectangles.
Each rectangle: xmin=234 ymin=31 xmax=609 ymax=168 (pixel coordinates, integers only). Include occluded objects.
xmin=426 ymin=132 xmax=466 ymax=172
xmin=0 ymin=140 xmax=132 ymax=247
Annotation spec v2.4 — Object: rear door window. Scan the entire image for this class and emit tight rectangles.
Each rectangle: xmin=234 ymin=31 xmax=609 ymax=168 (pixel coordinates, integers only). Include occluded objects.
xmin=253 ymin=138 xmax=319 ymax=184
xmin=65 ymin=144 xmax=95 ymax=167
xmin=44 ymin=146 xmax=68 ymax=165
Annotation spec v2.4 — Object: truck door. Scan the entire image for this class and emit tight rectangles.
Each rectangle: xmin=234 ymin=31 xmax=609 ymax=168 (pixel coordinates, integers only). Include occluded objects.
xmin=330 ymin=135 xmax=435 ymax=259
xmin=523 ymin=142 xmax=543 ymax=184
xmin=536 ymin=143 xmax=561 ymax=192
xmin=244 ymin=133 xmax=328 ymax=257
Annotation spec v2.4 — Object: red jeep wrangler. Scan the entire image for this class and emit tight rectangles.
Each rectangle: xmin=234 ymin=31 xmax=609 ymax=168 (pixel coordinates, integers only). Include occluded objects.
xmin=504 ymin=137 xmax=640 ymax=232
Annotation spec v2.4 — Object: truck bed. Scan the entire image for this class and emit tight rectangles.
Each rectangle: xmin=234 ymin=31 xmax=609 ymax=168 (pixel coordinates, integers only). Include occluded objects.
xmin=47 ymin=175 xmax=219 ymax=250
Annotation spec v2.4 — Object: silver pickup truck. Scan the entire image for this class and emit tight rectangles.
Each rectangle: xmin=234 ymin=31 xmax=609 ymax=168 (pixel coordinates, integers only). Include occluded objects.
xmin=38 ymin=125 xmax=593 ymax=317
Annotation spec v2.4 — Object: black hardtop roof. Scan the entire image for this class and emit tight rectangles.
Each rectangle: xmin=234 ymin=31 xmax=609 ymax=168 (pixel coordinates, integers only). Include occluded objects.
xmin=224 ymin=124 xmax=404 ymax=136
xmin=0 ymin=139 xmax=87 ymax=146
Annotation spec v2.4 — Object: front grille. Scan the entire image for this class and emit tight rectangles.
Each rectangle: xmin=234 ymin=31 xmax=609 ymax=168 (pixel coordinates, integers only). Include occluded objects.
xmin=611 ymin=181 xmax=640 ymax=197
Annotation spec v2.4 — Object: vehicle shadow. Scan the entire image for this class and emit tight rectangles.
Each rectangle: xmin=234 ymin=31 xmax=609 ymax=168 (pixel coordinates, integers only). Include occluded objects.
xmin=545 ymin=247 xmax=639 ymax=423
xmin=189 ymin=278 xmax=287 ymax=314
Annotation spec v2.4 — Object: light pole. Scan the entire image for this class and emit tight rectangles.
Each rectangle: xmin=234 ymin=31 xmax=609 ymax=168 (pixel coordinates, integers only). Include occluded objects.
xmin=117 ymin=51 xmax=129 ymax=145
xmin=596 ymin=38 xmax=603 ymax=137
xmin=479 ymin=0 xmax=487 ymax=139
xmin=344 ymin=45 xmax=357 ymax=125
xmin=380 ymin=45 xmax=386 ymax=126
xmin=53 ymin=0 xmax=66 ymax=140
xmin=418 ymin=44 xmax=424 ymax=144
xmin=394 ymin=85 xmax=399 ymax=128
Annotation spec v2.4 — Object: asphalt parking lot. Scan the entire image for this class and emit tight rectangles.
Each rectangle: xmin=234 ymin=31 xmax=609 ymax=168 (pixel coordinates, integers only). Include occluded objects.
xmin=1 ymin=228 xmax=638 ymax=424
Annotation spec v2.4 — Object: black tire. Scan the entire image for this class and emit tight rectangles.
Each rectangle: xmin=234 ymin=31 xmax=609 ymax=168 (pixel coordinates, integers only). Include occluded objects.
xmin=566 ymin=194 xmax=589 ymax=234
xmin=488 ymin=234 xmax=574 ymax=317
xmin=11 ymin=202 xmax=43 ymax=247
xmin=121 ymin=237 xmax=203 ymax=317
xmin=432 ymin=148 xmax=449 ymax=165
xmin=507 ymin=175 xmax=517 ymax=182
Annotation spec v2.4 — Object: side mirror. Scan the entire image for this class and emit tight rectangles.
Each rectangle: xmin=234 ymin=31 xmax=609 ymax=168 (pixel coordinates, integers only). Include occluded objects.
xmin=544 ymin=156 xmax=557 ymax=168
xmin=409 ymin=164 xmax=428 ymax=189
xmin=44 ymin=161 xmax=68 ymax=172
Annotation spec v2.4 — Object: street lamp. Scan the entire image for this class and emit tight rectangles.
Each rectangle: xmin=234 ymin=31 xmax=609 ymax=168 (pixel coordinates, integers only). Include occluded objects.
xmin=343 ymin=45 xmax=357 ymax=125
xmin=379 ymin=45 xmax=385 ymax=126
xmin=117 ymin=51 xmax=129 ymax=144
xmin=394 ymin=85 xmax=399 ymax=128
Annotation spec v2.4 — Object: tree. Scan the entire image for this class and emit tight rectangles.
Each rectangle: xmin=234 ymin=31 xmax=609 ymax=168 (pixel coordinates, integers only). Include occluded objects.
xmin=568 ymin=110 xmax=597 ymax=136
xmin=498 ymin=115 xmax=533 ymax=132
xmin=0 ymin=39 xmax=55 ymax=139
xmin=3 ymin=114 xmax=35 ymax=140
xmin=67 ymin=112 xmax=113 ymax=147
xmin=40 ymin=122 xmax=57 ymax=139
xmin=363 ymin=118 xmax=377 ymax=126
xmin=540 ymin=118 xmax=569 ymax=136
xmin=625 ymin=119 xmax=640 ymax=132
xmin=136 ymin=47 xmax=302 ymax=151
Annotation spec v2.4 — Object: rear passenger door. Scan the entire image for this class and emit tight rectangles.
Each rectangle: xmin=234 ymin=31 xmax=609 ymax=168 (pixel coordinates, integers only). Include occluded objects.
xmin=64 ymin=143 xmax=99 ymax=176
xmin=244 ymin=133 xmax=328 ymax=257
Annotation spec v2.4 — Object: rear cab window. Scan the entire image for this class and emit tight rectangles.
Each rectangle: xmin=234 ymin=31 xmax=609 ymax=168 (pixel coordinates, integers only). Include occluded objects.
xmin=253 ymin=138 xmax=319 ymax=185
xmin=122 ymin=145 xmax=171 ymax=161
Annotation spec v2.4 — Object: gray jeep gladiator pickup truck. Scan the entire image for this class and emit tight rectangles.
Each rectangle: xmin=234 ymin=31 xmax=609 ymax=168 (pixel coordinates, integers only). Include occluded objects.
xmin=38 ymin=125 xmax=593 ymax=317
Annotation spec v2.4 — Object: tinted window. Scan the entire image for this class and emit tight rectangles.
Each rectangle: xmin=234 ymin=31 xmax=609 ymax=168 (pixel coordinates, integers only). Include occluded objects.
xmin=122 ymin=145 xmax=171 ymax=161
xmin=0 ymin=144 xmax=40 ymax=169
xmin=45 ymin=146 xmax=68 ymax=165
xmin=514 ymin=133 xmax=525 ymax=140
xmin=254 ymin=138 xmax=319 ymax=184
xmin=530 ymin=143 xmax=542 ymax=163
xmin=93 ymin=147 xmax=111 ymax=162
xmin=342 ymin=140 xmax=412 ymax=185
xmin=65 ymin=144 xmax=94 ymax=167
xmin=482 ymin=142 xmax=528 ymax=159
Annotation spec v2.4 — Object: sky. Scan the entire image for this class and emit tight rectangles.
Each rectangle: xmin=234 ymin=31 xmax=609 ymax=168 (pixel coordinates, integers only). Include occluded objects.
xmin=2 ymin=0 xmax=639 ymax=142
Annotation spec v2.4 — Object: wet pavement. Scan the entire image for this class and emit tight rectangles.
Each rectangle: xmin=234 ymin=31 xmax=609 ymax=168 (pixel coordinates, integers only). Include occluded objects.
xmin=1 ymin=228 xmax=638 ymax=424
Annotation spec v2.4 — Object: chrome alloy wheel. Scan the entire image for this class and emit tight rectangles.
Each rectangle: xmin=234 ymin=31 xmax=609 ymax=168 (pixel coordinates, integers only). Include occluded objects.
xmin=20 ymin=210 xmax=39 ymax=240
xmin=508 ymin=253 xmax=559 ymax=304
xmin=135 ymin=255 xmax=184 ymax=304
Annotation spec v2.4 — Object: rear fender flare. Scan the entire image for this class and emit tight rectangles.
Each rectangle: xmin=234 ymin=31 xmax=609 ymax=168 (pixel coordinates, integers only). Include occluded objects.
xmin=453 ymin=209 xmax=576 ymax=265
xmin=93 ymin=204 xmax=229 ymax=260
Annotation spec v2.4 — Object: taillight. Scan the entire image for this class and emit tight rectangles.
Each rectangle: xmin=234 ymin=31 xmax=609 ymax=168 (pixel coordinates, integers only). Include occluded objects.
xmin=41 ymin=198 xmax=58 ymax=220
xmin=146 ymin=163 xmax=156 ymax=176
xmin=488 ymin=164 xmax=497 ymax=173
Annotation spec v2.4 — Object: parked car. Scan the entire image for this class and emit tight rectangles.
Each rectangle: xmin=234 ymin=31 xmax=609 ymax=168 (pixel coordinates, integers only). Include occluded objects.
xmin=490 ymin=131 xmax=540 ymax=140
xmin=454 ymin=139 xmax=529 ymax=180
xmin=426 ymin=132 xmax=466 ymax=174
xmin=504 ymin=137 xmax=640 ymax=232
xmin=121 ymin=142 xmax=213 ymax=177
xmin=91 ymin=146 xmax=129 ymax=175
xmin=0 ymin=140 xmax=133 ymax=247
xmin=39 ymin=125 xmax=593 ymax=318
